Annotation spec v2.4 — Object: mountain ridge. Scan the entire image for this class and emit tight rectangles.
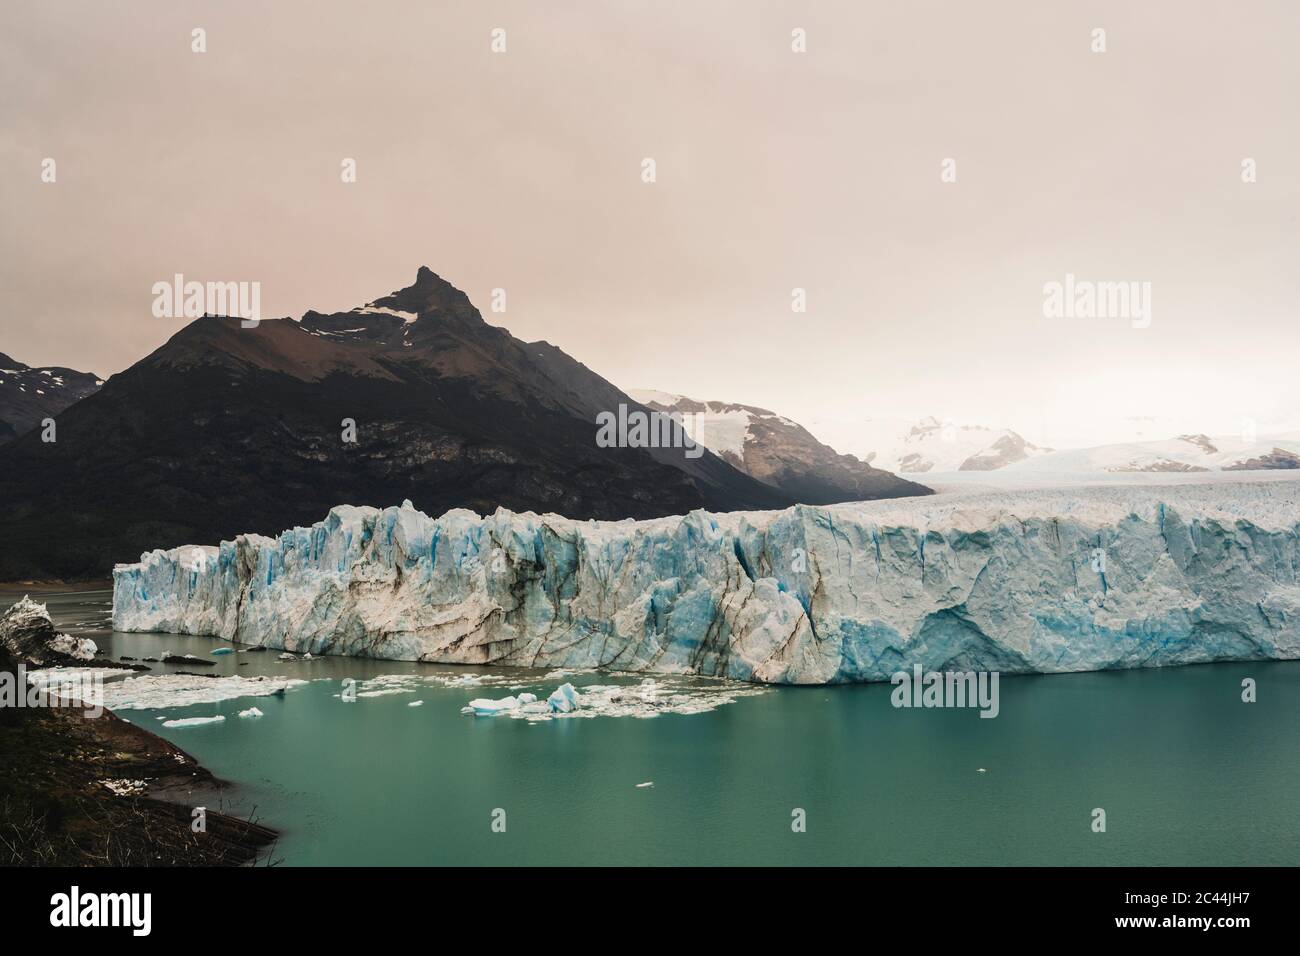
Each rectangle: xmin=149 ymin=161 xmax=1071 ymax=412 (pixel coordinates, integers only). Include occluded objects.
xmin=629 ymin=390 xmax=930 ymax=504
xmin=0 ymin=352 xmax=103 ymax=446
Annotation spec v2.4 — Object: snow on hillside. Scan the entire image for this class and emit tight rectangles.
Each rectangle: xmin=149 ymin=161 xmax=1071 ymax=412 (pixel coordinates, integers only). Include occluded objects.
xmin=627 ymin=389 xmax=930 ymax=503
xmin=627 ymin=389 xmax=796 ymax=461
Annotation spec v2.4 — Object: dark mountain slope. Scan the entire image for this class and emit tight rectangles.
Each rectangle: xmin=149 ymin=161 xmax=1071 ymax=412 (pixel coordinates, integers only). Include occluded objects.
xmin=0 ymin=352 xmax=102 ymax=445
xmin=0 ymin=269 xmax=790 ymax=581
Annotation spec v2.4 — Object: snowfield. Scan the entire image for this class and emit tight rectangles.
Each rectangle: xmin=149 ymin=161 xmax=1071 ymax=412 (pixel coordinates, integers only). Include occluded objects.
xmin=800 ymin=415 xmax=1051 ymax=473
xmin=1000 ymin=433 xmax=1300 ymax=475
xmin=113 ymin=478 xmax=1300 ymax=684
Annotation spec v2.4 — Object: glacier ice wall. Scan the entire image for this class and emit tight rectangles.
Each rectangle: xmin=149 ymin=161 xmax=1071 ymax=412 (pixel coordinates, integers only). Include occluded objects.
xmin=111 ymin=482 xmax=1300 ymax=684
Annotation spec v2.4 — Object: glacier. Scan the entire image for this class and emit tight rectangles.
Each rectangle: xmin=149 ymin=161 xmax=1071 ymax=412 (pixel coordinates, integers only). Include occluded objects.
xmin=111 ymin=480 xmax=1300 ymax=684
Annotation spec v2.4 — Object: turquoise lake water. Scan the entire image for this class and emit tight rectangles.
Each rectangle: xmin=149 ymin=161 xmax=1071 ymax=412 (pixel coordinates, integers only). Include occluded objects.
xmin=18 ymin=588 xmax=1300 ymax=866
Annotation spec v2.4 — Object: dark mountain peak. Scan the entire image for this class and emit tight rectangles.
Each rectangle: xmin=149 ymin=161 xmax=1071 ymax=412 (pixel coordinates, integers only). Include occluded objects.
xmin=371 ymin=267 xmax=480 ymax=325
xmin=407 ymin=265 xmax=467 ymax=305
xmin=0 ymin=352 xmax=28 ymax=371
xmin=288 ymin=269 xmax=483 ymax=348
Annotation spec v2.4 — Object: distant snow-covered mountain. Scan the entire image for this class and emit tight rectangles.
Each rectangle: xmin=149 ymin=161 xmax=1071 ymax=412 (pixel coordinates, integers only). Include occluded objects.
xmin=1003 ymin=433 xmax=1300 ymax=474
xmin=627 ymin=390 xmax=930 ymax=504
xmin=0 ymin=352 xmax=103 ymax=445
xmin=803 ymin=415 xmax=1052 ymax=474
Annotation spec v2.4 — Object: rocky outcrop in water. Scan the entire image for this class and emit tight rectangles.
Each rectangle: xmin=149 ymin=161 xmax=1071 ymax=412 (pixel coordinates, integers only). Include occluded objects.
xmin=0 ymin=596 xmax=99 ymax=667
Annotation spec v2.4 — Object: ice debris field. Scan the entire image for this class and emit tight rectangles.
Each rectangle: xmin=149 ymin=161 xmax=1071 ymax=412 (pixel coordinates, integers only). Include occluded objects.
xmin=339 ymin=670 xmax=767 ymax=720
xmin=21 ymin=664 xmax=762 ymax=724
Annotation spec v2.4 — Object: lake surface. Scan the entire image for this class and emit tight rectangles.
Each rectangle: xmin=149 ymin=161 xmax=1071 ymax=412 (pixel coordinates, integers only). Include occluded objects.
xmin=15 ymin=588 xmax=1300 ymax=866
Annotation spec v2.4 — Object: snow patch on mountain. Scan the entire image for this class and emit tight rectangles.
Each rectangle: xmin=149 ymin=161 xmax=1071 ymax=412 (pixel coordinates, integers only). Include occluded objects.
xmin=627 ymin=389 xmax=930 ymax=503
xmin=628 ymin=389 xmax=771 ymax=461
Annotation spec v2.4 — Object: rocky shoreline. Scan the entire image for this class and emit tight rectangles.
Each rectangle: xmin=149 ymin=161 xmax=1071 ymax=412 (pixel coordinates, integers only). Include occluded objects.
xmin=1 ymin=597 xmax=277 ymax=866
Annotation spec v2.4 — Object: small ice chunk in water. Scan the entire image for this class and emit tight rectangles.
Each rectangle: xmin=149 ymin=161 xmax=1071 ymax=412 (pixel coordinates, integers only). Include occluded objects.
xmin=162 ymin=715 xmax=226 ymax=728
xmin=238 ymin=707 xmax=263 ymax=719
xmin=636 ymin=781 xmax=654 ymax=789
xmin=467 ymin=695 xmax=520 ymax=716
xmin=517 ymin=692 xmax=537 ymax=705
xmin=408 ymin=700 xmax=424 ymax=707
xmin=211 ymin=647 xmax=234 ymax=656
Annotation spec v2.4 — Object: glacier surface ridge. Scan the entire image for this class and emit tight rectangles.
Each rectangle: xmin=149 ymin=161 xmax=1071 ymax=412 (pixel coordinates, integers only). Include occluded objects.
xmin=111 ymin=481 xmax=1300 ymax=684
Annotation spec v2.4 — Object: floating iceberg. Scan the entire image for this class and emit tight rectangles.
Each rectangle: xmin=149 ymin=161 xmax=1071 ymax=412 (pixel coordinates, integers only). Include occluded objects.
xmin=466 ymin=695 xmax=520 ymax=716
xmin=463 ymin=687 xmax=568 ymax=718
xmin=162 ymin=715 xmax=225 ymax=728
xmin=112 ymin=482 xmax=1300 ymax=684
xmin=547 ymin=683 xmax=580 ymax=713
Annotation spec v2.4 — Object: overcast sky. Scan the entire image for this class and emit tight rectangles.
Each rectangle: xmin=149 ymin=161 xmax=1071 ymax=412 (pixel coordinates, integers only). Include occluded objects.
xmin=2 ymin=1 xmax=1297 ymax=448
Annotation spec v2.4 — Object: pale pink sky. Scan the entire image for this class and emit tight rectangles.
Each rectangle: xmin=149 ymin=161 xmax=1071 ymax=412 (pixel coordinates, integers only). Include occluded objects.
xmin=2 ymin=1 xmax=1297 ymax=448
